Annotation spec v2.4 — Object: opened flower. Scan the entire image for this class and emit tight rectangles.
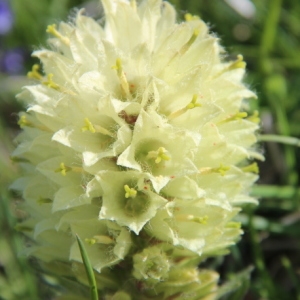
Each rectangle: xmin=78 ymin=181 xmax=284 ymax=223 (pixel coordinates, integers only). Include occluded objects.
xmin=12 ymin=0 xmax=262 ymax=299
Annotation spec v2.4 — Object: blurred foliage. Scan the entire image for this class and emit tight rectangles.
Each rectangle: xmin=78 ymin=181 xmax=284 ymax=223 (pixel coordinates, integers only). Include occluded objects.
xmin=0 ymin=0 xmax=300 ymax=299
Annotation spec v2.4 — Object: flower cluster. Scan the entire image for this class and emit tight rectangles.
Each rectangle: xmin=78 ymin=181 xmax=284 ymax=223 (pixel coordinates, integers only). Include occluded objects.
xmin=12 ymin=0 xmax=262 ymax=299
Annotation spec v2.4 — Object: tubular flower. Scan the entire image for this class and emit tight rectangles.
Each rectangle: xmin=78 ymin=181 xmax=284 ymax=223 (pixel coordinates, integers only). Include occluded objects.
xmin=12 ymin=0 xmax=262 ymax=299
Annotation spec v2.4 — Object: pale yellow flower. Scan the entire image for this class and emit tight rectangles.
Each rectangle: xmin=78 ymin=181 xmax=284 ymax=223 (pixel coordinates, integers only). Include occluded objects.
xmin=12 ymin=0 xmax=262 ymax=298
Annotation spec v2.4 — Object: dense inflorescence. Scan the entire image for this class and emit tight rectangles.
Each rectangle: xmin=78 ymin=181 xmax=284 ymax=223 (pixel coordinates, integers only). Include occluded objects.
xmin=12 ymin=0 xmax=262 ymax=299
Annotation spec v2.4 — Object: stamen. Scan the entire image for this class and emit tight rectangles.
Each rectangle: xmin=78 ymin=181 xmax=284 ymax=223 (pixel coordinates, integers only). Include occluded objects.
xmin=43 ymin=73 xmax=60 ymax=90
xmin=168 ymin=95 xmax=201 ymax=120
xmin=187 ymin=215 xmax=209 ymax=224
xmin=218 ymin=111 xmax=248 ymax=124
xmin=27 ymin=64 xmax=43 ymax=80
xmin=147 ymin=147 xmax=170 ymax=164
xmin=42 ymin=73 xmax=76 ymax=95
xmin=212 ymin=164 xmax=230 ymax=176
xmin=228 ymin=55 xmax=246 ymax=70
xmin=85 ymin=235 xmax=114 ymax=245
xmin=55 ymin=163 xmax=83 ymax=176
xmin=247 ymin=110 xmax=260 ymax=124
xmin=81 ymin=118 xmax=115 ymax=137
xmin=112 ymin=58 xmax=132 ymax=100
xmin=18 ymin=115 xmax=34 ymax=128
xmin=17 ymin=115 xmax=51 ymax=132
xmin=124 ymin=184 xmax=137 ymax=199
xmin=46 ymin=24 xmax=70 ymax=46
xmin=82 ymin=118 xmax=96 ymax=133
xmin=184 ymin=13 xmax=200 ymax=21
xmin=55 ymin=162 xmax=72 ymax=176
xmin=241 ymin=162 xmax=259 ymax=174
xmin=180 ymin=28 xmax=200 ymax=55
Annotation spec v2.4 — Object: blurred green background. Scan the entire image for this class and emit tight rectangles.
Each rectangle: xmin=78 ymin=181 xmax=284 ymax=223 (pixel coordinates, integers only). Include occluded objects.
xmin=0 ymin=0 xmax=300 ymax=299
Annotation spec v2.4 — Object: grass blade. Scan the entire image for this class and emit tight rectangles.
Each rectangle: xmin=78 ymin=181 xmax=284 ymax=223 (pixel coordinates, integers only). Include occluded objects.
xmin=76 ymin=234 xmax=98 ymax=300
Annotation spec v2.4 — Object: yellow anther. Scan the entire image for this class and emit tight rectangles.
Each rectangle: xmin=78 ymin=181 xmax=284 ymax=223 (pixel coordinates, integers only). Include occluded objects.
xmin=186 ymin=94 xmax=202 ymax=109
xmin=212 ymin=164 xmax=230 ymax=176
xmin=219 ymin=111 xmax=248 ymax=124
xmin=27 ymin=64 xmax=43 ymax=80
xmin=55 ymin=162 xmax=72 ymax=176
xmin=168 ymin=95 xmax=201 ymax=120
xmin=247 ymin=110 xmax=260 ymax=124
xmin=184 ymin=13 xmax=200 ymax=21
xmin=18 ymin=115 xmax=33 ymax=128
xmin=241 ymin=162 xmax=259 ymax=174
xmin=85 ymin=235 xmax=114 ymax=245
xmin=187 ymin=215 xmax=209 ymax=224
xmin=180 ymin=28 xmax=200 ymax=55
xmin=37 ymin=197 xmax=53 ymax=205
xmin=124 ymin=185 xmax=137 ymax=199
xmin=226 ymin=222 xmax=241 ymax=229
xmin=17 ymin=115 xmax=51 ymax=132
xmin=43 ymin=73 xmax=60 ymax=90
xmin=81 ymin=118 xmax=115 ymax=137
xmin=112 ymin=58 xmax=132 ymax=100
xmin=228 ymin=54 xmax=246 ymax=70
xmin=147 ymin=147 xmax=170 ymax=164
xmin=46 ymin=24 xmax=70 ymax=46
xmin=82 ymin=118 xmax=96 ymax=133
xmin=85 ymin=238 xmax=96 ymax=245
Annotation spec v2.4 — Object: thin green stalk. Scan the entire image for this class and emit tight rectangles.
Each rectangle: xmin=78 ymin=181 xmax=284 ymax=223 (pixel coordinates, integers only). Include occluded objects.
xmin=281 ymin=256 xmax=300 ymax=299
xmin=248 ymin=212 xmax=278 ymax=299
xmin=258 ymin=134 xmax=300 ymax=147
xmin=260 ymin=0 xmax=283 ymax=58
xmin=76 ymin=235 xmax=98 ymax=300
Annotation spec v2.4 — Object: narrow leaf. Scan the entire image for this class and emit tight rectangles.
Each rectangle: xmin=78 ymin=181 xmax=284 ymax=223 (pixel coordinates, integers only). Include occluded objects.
xmin=76 ymin=234 xmax=98 ymax=300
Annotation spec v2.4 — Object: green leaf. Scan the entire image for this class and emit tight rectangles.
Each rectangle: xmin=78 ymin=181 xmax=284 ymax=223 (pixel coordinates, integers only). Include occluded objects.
xmin=76 ymin=234 xmax=98 ymax=300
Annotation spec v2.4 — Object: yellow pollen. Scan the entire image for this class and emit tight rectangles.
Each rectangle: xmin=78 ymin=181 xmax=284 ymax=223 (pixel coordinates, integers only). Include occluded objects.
xmin=112 ymin=58 xmax=132 ymax=100
xmin=124 ymin=185 xmax=137 ymax=199
xmin=46 ymin=24 xmax=70 ymax=46
xmin=82 ymin=118 xmax=96 ymax=133
xmin=187 ymin=215 xmax=209 ymax=224
xmin=218 ymin=111 xmax=248 ymax=124
xmin=27 ymin=64 xmax=43 ymax=80
xmin=55 ymin=162 xmax=72 ymax=176
xmin=212 ymin=164 xmax=230 ymax=176
xmin=147 ymin=147 xmax=170 ymax=164
xmin=82 ymin=118 xmax=115 ymax=137
xmin=247 ymin=110 xmax=260 ymax=124
xmin=42 ymin=73 xmax=60 ymax=90
xmin=186 ymin=94 xmax=202 ymax=109
xmin=226 ymin=222 xmax=241 ymax=229
xmin=17 ymin=115 xmax=51 ymax=132
xmin=241 ymin=162 xmax=259 ymax=174
xmin=18 ymin=115 xmax=33 ymax=128
xmin=228 ymin=54 xmax=246 ymax=70
xmin=168 ymin=95 xmax=201 ymax=119
xmin=85 ymin=235 xmax=114 ymax=245
xmin=184 ymin=13 xmax=200 ymax=21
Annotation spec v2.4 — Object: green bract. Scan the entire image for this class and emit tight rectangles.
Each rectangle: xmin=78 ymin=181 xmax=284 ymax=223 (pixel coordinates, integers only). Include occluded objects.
xmin=12 ymin=0 xmax=262 ymax=299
